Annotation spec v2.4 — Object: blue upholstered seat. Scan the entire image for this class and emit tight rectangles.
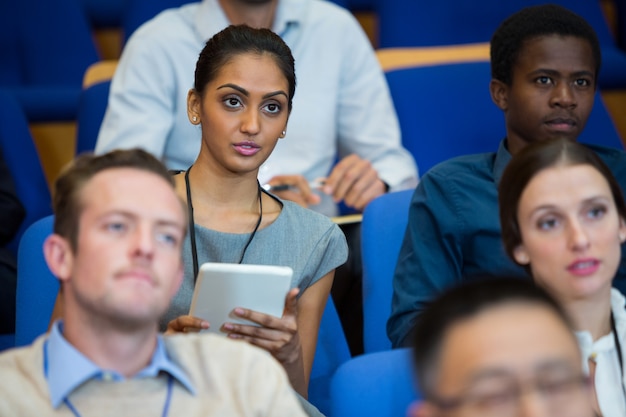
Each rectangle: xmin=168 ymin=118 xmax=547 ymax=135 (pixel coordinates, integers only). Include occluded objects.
xmin=377 ymin=0 xmax=626 ymax=89
xmin=330 ymin=348 xmax=420 ymax=417
xmin=0 ymin=0 xmax=99 ymax=121
xmin=361 ymin=190 xmax=413 ymax=353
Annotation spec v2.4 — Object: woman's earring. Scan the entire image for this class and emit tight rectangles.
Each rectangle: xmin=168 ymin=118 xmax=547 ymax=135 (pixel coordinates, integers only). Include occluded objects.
xmin=192 ymin=116 xmax=198 ymax=123
xmin=280 ymin=130 xmax=286 ymax=138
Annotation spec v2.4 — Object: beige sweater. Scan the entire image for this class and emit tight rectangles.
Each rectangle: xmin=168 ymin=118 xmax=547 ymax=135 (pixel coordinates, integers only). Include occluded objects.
xmin=0 ymin=333 xmax=306 ymax=416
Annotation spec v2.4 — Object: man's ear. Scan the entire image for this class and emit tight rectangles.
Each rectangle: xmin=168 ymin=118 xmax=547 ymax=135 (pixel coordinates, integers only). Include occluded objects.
xmin=407 ymin=400 xmax=437 ymax=417
xmin=43 ymin=234 xmax=74 ymax=283
xmin=489 ymin=79 xmax=509 ymax=111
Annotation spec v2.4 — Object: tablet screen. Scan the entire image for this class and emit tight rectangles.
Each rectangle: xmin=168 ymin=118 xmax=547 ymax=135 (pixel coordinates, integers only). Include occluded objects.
xmin=188 ymin=262 xmax=293 ymax=334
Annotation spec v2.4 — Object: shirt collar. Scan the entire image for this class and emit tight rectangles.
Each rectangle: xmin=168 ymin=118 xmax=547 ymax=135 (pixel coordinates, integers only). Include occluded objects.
xmin=195 ymin=0 xmax=302 ymax=41
xmin=45 ymin=321 xmax=195 ymax=408
xmin=492 ymin=138 xmax=512 ymax=186
xmin=575 ymin=289 xmax=626 ymax=372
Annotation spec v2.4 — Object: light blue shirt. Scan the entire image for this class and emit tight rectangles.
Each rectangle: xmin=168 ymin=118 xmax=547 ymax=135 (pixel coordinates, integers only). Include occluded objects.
xmin=96 ymin=0 xmax=418 ymax=216
xmin=45 ymin=321 xmax=195 ymax=408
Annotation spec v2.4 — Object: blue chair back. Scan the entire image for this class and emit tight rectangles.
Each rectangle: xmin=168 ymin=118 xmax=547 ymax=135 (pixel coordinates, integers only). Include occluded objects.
xmin=361 ymin=190 xmax=413 ymax=353
xmin=76 ymin=80 xmax=112 ymax=155
xmin=15 ymin=215 xmax=58 ymax=347
xmin=583 ymin=94 xmax=624 ymax=150
xmin=0 ymin=92 xmax=52 ymax=256
xmin=19 ymin=0 xmax=99 ymax=86
xmin=330 ymin=348 xmax=419 ymax=417
xmin=378 ymin=0 xmax=614 ymax=47
xmin=376 ymin=0 xmax=626 ymax=89
xmin=0 ymin=1 xmax=22 ymax=87
xmin=309 ymin=297 xmax=352 ymax=415
xmin=386 ymin=61 xmax=503 ymax=174
xmin=80 ymin=0 xmax=126 ymax=28
xmin=4 ymin=0 xmax=100 ymax=121
xmin=345 ymin=0 xmax=376 ymax=11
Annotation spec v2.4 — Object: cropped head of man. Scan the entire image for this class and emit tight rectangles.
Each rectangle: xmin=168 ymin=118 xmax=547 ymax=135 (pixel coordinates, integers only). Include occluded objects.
xmin=44 ymin=149 xmax=187 ymax=334
xmin=410 ymin=279 xmax=593 ymax=417
xmin=489 ymin=4 xmax=601 ymax=156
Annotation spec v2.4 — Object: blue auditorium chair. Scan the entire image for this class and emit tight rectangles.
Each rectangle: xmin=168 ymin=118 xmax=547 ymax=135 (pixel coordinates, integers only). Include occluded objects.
xmin=361 ymin=190 xmax=413 ymax=353
xmin=80 ymin=0 xmax=127 ymax=28
xmin=385 ymin=61 xmax=503 ymax=174
xmin=15 ymin=216 xmax=58 ymax=348
xmin=330 ymin=348 xmax=420 ymax=417
xmin=309 ymin=297 xmax=352 ymax=415
xmin=0 ymin=92 xmax=52 ymax=256
xmin=0 ymin=0 xmax=100 ymax=121
xmin=376 ymin=0 xmax=626 ymax=89
xmin=76 ymin=80 xmax=112 ymax=155
xmin=345 ymin=0 xmax=376 ymax=11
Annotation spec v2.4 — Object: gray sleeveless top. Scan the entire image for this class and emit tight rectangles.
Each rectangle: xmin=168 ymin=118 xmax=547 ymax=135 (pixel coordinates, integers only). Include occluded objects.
xmin=160 ymin=200 xmax=348 ymax=329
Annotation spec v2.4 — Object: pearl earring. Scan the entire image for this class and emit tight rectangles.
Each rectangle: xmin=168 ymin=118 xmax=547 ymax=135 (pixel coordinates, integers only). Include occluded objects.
xmin=517 ymin=253 xmax=529 ymax=264
xmin=192 ymin=116 xmax=198 ymax=122
xmin=281 ymin=130 xmax=286 ymax=137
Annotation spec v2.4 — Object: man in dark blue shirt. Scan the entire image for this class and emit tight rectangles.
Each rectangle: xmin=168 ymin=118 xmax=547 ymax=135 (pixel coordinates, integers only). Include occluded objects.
xmin=388 ymin=4 xmax=626 ymax=347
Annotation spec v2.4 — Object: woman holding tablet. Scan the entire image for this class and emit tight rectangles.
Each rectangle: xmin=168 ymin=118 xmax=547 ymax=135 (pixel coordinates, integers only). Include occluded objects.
xmin=499 ymin=138 xmax=626 ymax=417
xmin=162 ymin=24 xmax=348 ymax=404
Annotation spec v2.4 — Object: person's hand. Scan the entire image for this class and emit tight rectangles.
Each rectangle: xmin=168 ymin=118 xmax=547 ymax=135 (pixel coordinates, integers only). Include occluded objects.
xmin=222 ymin=288 xmax=302 ymax=367
xmin=264 ymin=175 xmax=321 ymax=207
xmin=165 ymin=315 xmax=210 ymax=335
xmin=322 ymin=154 xmax=386 ymax=211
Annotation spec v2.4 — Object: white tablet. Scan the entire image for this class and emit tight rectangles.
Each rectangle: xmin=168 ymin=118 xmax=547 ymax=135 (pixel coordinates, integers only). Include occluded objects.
xmin=188 ymin=262 xmax=293 ymax=334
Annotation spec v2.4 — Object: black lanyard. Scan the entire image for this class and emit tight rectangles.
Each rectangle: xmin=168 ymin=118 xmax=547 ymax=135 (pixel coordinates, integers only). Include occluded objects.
xmin=184 ymin=166 xmax=282 ymax=281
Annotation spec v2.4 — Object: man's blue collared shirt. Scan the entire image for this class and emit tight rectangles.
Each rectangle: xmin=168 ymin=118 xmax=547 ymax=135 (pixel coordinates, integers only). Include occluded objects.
xmin=45 ymin=321 xmax=195 ymax=408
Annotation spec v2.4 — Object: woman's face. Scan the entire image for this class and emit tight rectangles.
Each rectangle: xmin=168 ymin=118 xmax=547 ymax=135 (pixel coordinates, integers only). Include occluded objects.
xmin=514 ymin=164 xmax=626 ymax=302
xmin=188 ymin=52 xmax=289 ymax=176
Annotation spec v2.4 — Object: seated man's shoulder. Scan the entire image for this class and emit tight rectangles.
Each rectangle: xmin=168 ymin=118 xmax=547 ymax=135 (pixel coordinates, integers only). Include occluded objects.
xmin=306 ymin=0 xmax=367 ymax=34
xmin=130 ymin=3 xmax=199 ymax=43
xmin=0 ymin=339 xmax=48 ymax=407
xmin=422 ymin=152 xmax=496 ymax=183
xmin=586 ymin=142 xmax=626 ymax=167
xmin=584 ymin=143 xmax=626 ymax=190
xmin=308 ymin=0 xmax=358 ymax=21
xmin=0 ymin=338 xmax=43 ymax=373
